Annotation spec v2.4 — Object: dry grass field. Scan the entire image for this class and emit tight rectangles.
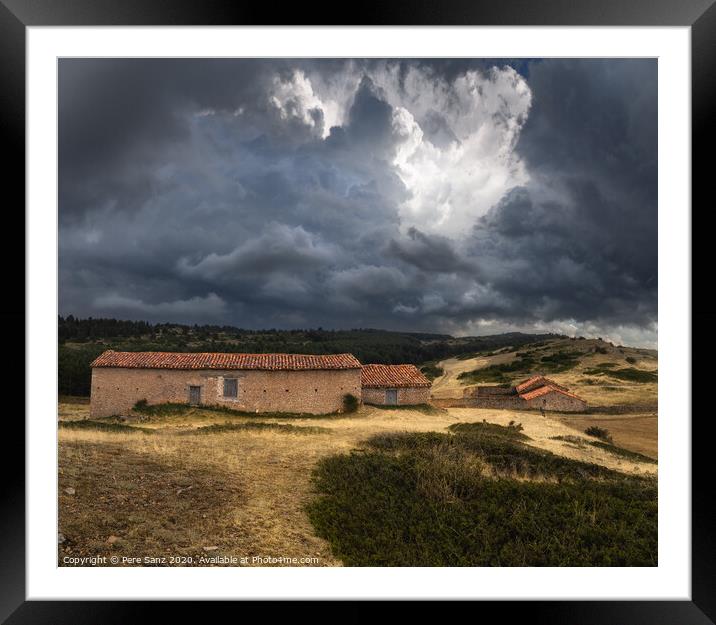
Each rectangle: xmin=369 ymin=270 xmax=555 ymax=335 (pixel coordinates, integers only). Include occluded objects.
xmin=553 ymin=414 xmax=657 ymax=459
xmin=429 ymin=337 xmax=658 ymax=459
xmin=58 ymin=382 xmax=657 ymax=566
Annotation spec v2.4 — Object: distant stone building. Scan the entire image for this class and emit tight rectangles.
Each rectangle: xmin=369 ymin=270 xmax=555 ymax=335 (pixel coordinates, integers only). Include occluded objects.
xmin=89 ymin=350 xmax=362 ymax=418
xmin=361 ymin=364 xmax=432 ymax=406
xmin=462 ymin=375 xmax=587 ymax=412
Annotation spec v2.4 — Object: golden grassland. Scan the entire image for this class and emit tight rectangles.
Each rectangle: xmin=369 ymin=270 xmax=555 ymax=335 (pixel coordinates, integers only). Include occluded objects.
xmin=59 ymin=381 xmax=657 ymax=566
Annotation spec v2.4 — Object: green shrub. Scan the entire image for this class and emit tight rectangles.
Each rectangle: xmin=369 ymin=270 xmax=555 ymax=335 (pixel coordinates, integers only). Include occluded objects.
xmin=420 ymin=363 xmax=445 ymax=380
xmin=582 ymin=366 xmax=657 ymax=383
xmin=585 ymin=426 xmax=612 ymax=442
xmin=625 ymin=356 xmax=637 ymax=364
xmin=607 ymin=368 xmax=657 ymax=383
xmin=133 ymin=398 xmax=148 ymax=410
xmin=307 ymin=423 xmax=657 ymax=566
xmin=343 ymin=393 xmax=360 ymax=413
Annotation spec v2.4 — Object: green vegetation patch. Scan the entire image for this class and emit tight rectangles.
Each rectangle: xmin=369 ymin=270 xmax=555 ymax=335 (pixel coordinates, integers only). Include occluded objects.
xmin=420 ymin=362 xmax=445 ymax=380
xmin=585 ymin=426 xmax=612 ymax=441
xmin=537 ymin=350 xmax=583 ymax=372
xmin=186 ymin=421 xmax=331 ymax=435
xmin=308 ymin=422 xmax=656 ymax=566
xmin=59 ymin=420 xmax=154 ymax=434
xmin=583 ymin=366 xmax=657 ymax=383
xmin=343 ymin=394 xmax=359 ymax=414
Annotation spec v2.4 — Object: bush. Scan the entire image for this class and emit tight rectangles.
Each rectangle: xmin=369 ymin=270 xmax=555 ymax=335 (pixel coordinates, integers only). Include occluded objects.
xmin=625 ymin=356 xmax=637 ymax=364
xmin=343 ymin=393 xmax=359 ymax=413
xmin=420 ymin=363 xmax=445 ymax=380
xmin=585 ymin=426 xmax=612 ymax=442
xmin=133 ymin=399 xmax=148 ymax=410
xmin=307 ymin=423 xmax=657 ymax=566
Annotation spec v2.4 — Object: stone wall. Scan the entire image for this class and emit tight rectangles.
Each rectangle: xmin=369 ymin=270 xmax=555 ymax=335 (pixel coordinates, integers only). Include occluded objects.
xmin=90 ymin=367 xmax=361 ymax=417
xmin=362 ymin=386 xmax=431 ymax=406
xmin=439 ymin=392 xmax=586 ymax=412
xmin=523 ymin=390 xmax=587 ymax=412
xmin=466 ymin=396 xmax=528 ymax=410
xmin=463 ymin=385 xmax=514 ymax=398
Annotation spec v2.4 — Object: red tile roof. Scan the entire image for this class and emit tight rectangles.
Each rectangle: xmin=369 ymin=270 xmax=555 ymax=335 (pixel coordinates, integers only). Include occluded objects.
xmin=361 ymin=364 xmax=432 ymax=388
xmin=514 ymin=375 xmax=565 ymax=393
xmin=90 ymin=350 xmax=361 ymax=371
xmin=519 ymin=384 xmax=585 ymax=402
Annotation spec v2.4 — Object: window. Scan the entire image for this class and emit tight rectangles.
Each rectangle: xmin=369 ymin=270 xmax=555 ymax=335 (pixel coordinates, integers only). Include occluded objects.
xmin=223 ymin=378 xmax=238 ymax=398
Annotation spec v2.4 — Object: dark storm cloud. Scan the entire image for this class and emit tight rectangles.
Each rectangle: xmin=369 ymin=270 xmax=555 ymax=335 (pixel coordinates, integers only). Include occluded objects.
xmin=59 ymin=58 xmax=657 ymax=345
xmin=467 ymin=59 xmax=657 ymax=331
xmin=388 ymin=227 xmax=475 ymax=274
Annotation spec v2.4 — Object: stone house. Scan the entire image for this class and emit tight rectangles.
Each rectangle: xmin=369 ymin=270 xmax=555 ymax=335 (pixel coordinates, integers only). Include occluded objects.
xmin=361 ymin=364 xmax=432 ymax=406
xmin=462 ymin=374 xmax=587 ymax=412
xmin=89 ymin=350 xmax=362 ymax=418
xmin=518 ymin=383 xmax=587 ymax=412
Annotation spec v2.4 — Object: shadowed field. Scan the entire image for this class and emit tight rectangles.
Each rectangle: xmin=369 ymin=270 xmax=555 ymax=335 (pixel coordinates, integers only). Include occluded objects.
xmin=59 ymin=392 xmax=657 ymax=567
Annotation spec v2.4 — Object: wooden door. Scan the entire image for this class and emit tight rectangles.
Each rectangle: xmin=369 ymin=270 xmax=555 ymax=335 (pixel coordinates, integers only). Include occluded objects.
xmin=385 ymin=389 xmax=398 ymax=405
xmin=189 ymin=385 xmax=201 ymax=405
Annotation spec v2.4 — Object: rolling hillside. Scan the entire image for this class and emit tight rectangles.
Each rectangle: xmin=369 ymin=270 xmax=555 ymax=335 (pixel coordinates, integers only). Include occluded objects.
xmin=431 ymin=336 xmax=657 ymax=409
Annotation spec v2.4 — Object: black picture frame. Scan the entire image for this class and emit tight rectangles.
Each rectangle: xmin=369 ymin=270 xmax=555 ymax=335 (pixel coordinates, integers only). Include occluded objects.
xmin=3 ymin=0 xmax=711 ymax=622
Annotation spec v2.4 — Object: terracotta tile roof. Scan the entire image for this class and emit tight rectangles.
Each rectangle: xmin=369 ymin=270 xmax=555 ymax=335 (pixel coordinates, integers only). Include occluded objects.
xmin=361 ymin=364 xmax=432 ymax=388
xmin=514 ymin=375 xmax=565 ymax=393
xmin=519 ymin=384 xmax=585 ymax=402
xmin=90 ymin=350 xmax=361 ymax=371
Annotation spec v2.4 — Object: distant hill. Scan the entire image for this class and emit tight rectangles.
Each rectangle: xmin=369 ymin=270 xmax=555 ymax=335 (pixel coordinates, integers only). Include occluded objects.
xmin=431 ymin=336 xmax=658 ymax=410
xmin=58 ymin=315 xmax=564 ymax=396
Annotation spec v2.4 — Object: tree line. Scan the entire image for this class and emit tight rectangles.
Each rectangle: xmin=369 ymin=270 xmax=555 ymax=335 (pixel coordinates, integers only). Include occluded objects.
xmin=58 ymin=316 xmax=563 ymax=397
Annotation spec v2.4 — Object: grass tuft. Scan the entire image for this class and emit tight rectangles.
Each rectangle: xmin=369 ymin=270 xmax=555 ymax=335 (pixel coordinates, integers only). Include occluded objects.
xmin=131 ymin=401 xmax=346 ymax=420
xmin=59 ymin=420 xmax=154 ymax=434
xmin=370 ymin=403 xmax=446 ymax=415
xmin=185 ymin=421 xmax=331 ymax=435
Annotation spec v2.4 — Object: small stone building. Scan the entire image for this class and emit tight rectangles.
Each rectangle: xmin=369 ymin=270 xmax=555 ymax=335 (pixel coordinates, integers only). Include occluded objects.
xmin=89 ymin=350 xmax=362 ymax=418
xmin=514 ymin=375 xmax=569 ymax=395
xmin=462 ymin=374 xmax=587 ymax=412
xmin=518 ymin=383 xmax=587 ymax=412
xmin=361 ymin=364 xmax=432 ymax=406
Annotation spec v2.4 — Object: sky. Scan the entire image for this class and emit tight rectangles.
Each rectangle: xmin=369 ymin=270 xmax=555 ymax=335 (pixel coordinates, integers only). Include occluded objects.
xmin=58 ymin=58 xmax=657 ymax=347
